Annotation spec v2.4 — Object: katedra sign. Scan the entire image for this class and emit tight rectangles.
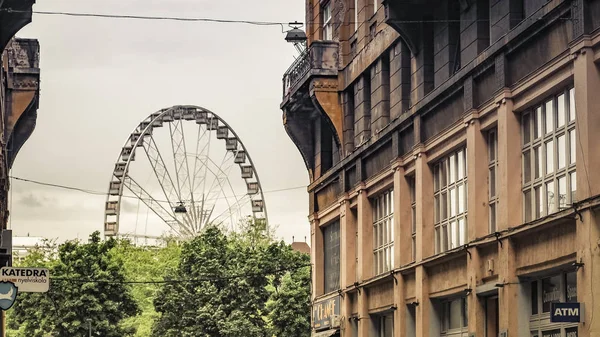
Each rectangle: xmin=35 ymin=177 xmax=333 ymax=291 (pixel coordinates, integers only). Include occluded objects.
xmin=0 ymin=267 xmax=49 ymax=293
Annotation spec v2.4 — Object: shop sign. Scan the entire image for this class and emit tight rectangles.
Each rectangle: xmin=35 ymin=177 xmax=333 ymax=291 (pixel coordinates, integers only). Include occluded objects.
xmin=550 ymin=302 xmax=582 ymax=323
xmin=312 ymin=296 xmax=340 ymax=330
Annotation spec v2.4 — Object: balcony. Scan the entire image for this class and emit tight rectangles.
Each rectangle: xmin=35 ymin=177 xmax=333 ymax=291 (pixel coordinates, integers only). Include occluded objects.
xmin=5 ymin=38 xmax=41 ymax=169
xmin=280 ymin=41 xmax=343 ymax=181
xmin=282 ymin=41 xmax=339 ymax=104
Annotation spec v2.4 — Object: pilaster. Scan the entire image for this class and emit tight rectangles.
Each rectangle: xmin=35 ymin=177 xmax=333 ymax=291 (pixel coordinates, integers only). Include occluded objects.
xmin=415 ymin=150 xmax=433 ymax=261
xmin=576 ymin=209 xmax=600 ymax=337
xmin=573 ymin=47 xmax=600 ymax=198
xmin=311 ymin=217 xmax=324 ymax=298
xmin=496 ymin=95 xmax=521 ymax=229
xmin=357 ymin=187 xmax=373 ymax=281
xmin=497 ymin=238 xmax=518 ymax=337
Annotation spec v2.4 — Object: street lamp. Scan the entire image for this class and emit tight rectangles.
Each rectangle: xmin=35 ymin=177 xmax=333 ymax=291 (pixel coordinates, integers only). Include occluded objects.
xmin=284 ymin=21 xmax=307 ymax=53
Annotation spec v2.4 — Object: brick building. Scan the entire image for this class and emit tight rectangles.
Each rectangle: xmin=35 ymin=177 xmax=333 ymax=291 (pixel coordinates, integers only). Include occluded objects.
xmin=0 ymin=0 xmax=40 ymax=229
xmin=280 ymin=0 xmax=600 ymax=336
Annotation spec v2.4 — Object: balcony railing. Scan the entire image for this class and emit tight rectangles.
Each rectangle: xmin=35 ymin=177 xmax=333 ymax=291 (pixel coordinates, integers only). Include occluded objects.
xmin=282 ymin=41 xmax=339 ymax=100
xmin=283 ymin=49 xmax=311 ymax=98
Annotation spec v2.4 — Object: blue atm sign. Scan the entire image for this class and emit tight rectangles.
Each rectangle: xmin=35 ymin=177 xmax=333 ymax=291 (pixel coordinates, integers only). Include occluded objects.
xmin=550 ymin=303 xmax=582 ymax=323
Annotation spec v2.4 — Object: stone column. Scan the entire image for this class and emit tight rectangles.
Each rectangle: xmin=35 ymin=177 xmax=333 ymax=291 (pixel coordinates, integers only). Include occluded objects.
xmin=393 ymin=164 xmax=410 ymax=337
xmin=340 ymin=199 xmax=357 ymax=290
xmin=572 ymin=43 xmax=600 ymax=337
xmin=311 ymin=217 xmax=324 ymax=298
xmin=496 ymin=95 xmax=521 ymax=229
xmin=496 ymin=93 xmax=521 ymax=337
xmin=357 ymin=186 xmax=373 ymax=281
xmin=466 ymin=117 xmax=487 ymax=337
xmin=356 ymin=186 xmax=373 ymax=336
xmin=414 ymin=150 xmax=433 ymax=337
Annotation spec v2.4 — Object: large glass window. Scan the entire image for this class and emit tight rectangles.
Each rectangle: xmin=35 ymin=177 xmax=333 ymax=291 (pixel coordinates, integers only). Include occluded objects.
xmin=441 ymin=297 xmax=468 ymax=337
xmin=374 ymin=314 xmax=394 ymax=337
xmin=322 ymin=2 xmax=333 ymax=40
xmin=488 ymin=128 xmax=498 ymax=233
xmin=373 ymin=189 xmax=394 ymax=275
xmin=354 ymin=0 xmax=359 ymax=32
xmin=323 ymin=221 xmax=340 ymax=293
xmin=529 ymin=271 xmax=578 ymax=336
xmin=522 ymin=88 xmax=576 ymax=222
xmin=434 ymin=148 xmax=468 ymax=254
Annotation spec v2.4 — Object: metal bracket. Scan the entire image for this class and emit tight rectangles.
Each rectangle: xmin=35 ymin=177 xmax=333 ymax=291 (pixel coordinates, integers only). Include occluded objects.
xmin=494 ymin=232 xmax=503 ymax=248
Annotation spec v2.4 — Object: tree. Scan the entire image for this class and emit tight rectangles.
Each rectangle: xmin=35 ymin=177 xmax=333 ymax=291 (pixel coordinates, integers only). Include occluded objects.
xmin=267 ymin=254 xmax=311 ymax=337
xmin=8 ymin=232 xmax=139 ymax=337
xmin=116 ymin=238 xmax=181 ymax=337
xmin=152 ymin=225 xmax=310 ymax=337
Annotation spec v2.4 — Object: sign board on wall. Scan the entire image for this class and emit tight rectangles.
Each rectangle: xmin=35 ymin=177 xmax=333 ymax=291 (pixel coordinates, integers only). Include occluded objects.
xmin=550 ymin=302 xmax=583 ymax=323
xmin=312 ymin=296 xmax=340 ymax=331
xmin=0 ymin=267 xmax=49 ymax=293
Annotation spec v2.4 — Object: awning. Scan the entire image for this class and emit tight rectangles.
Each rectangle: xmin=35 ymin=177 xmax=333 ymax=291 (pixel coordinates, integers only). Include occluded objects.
xmin=313 ymin=329 xmax=339 ymax=337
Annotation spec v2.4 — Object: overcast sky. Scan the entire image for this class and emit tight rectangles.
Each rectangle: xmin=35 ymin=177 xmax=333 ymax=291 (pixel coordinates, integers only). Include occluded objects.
xmin=9 ymin=0 xmax=311 ymax=245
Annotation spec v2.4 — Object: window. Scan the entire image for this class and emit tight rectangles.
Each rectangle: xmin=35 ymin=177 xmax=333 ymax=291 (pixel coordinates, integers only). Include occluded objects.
xmin=441 ymin=297 xmax=468 ymax=336
xmin=373 ymin=189 xmax=394 ymax=275
xmin=522 ymin=88 xmax=576 ymax=222
xmin=488 ymin=128 xmax=498 ymax=233
xmin=354 ymin=0 xmax=359 ymax=32
xmin=323 ymin=221 xmax=340 ymax=293
xmin=374 ymin=314 xmax=394 ymax=337
xmin=529 ymin=271 xmax=578 ymax=336
xmin=408 ymin=176 xmax=417 ymax=261
xmin=434 ymin=148 xmax=468 ymax=254
xmin=322 ymin=2 xmax=333 ymax=40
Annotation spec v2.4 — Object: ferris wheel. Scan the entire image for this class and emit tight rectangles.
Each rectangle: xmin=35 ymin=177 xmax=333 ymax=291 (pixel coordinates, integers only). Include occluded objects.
xmin=103 ymin=105 xmax=268 ymax=240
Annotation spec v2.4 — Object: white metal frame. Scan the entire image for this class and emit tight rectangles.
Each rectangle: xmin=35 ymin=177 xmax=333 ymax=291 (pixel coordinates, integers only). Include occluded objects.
xmin=434 ymin=148 xmax=468 ymax=254
xmin=522 ymin=87 xmax=576 ymax=222
xmin=103 ymin=106 xmax=268 ymax=239
xmin=372 ymin=189 xmax=394 ymax=275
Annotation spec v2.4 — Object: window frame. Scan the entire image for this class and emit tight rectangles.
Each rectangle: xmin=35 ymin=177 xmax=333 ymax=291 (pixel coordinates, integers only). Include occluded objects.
xmin=522 ymin=87 xmax=577 ymax=222
xmin=488 ymin=128 xmax=498 ymax=233
xmin=372 ymin=189 xmax=394 ymax=275
xmin=529 ymin=271 xmax=578 ymax=337
xmin=433 ymin=148 xmax=468 ymax=254
xmin=322 ymin=1 xmax=333 ymax=40
xmin=408 ymin=176 xmax=417 ymax=261
xmin=440 ymin=297 xmax=469 ymax=337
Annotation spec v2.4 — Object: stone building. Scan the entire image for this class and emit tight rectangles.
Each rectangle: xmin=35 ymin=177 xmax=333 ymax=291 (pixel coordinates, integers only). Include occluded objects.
xmin=0 ymin=0 xmax=40 ymax=230
xmin=280 ymin=0 xmax=600 ymax=336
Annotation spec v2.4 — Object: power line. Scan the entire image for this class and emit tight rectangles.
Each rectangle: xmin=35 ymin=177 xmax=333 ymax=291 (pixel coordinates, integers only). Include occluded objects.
xmin=0 ymin=8 xmax=568 ymax=27
xmin=49 ymin=263 xmax=311 ymax=285
xmin=9 ymin=176 xmax=306 ymax=199
xmin=0 ymin=8 xmax=287 ymax=27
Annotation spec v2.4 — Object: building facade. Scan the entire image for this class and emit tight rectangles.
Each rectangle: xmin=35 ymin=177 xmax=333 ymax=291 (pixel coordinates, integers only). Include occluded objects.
xmin=0 ymin=0 xmax=40 ymax=230
xmin=280 ymin=0 xmax=600 ymax=336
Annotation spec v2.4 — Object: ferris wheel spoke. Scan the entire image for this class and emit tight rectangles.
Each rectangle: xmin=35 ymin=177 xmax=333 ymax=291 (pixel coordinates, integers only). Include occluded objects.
xmin=169 ymin=119 xmax=193 ymax=204
xmin=199 ymin=152 xmax=236 ymax=227
xmin=123 ymin=176 xmax=193 ymax=237
xmin=210 ymin=194 xmax=251 ymax=230
xmin=189 ymin=124 xmax=210 ymax=228
xmin=143 ymin=135 xmax=181 ymax=206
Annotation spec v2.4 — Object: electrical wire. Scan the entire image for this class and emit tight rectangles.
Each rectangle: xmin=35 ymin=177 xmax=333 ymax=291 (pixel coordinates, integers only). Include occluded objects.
xmin=9 ymin=176 xmax=306 ymax=199
xmin=0 ymin=8 xmax=570 ymax=26
xmin=49 ymin=263 xmax=311 ymax=285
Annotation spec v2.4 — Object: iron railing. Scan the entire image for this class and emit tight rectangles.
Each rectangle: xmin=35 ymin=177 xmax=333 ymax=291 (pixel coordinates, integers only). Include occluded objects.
xmin=283 ymin=49 xmax=311 ymax=98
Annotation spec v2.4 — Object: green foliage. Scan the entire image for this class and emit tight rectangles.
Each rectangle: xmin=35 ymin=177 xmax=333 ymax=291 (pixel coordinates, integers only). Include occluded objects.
xmin=7 ymin=222 xmax=312 ymax=337
xmin=8 ymin=232 xmax=139 ymax=337
xmin=267 ymin=256 xmax=311 ymax=337
xmin=152 ymin=224 xmax=311 ymax=337
xmin=116 ymin=238 xmax=181 ymax=337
